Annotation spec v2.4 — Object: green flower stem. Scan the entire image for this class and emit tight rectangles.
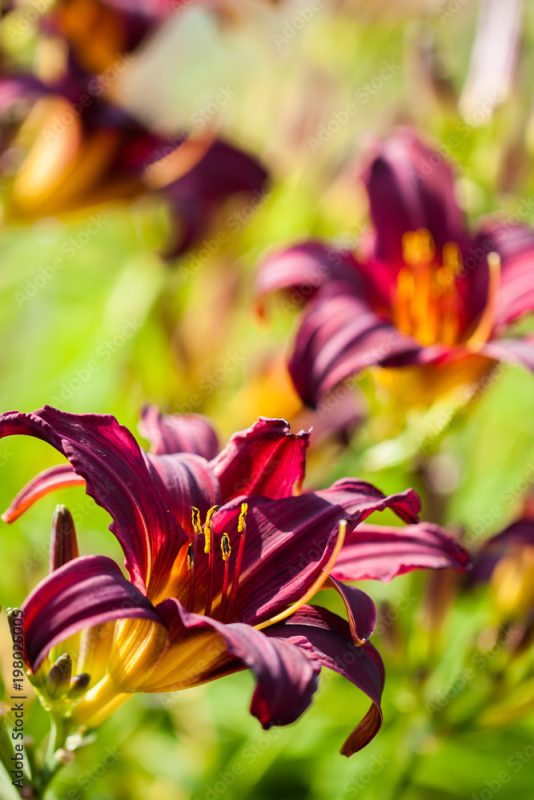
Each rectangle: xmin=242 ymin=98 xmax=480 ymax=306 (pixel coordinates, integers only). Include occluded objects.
xmin=0 ymin=717 xmax=31 ymax=799
xmin=0 ymin=718 xmax=15 ymax=786
xmin=32 ymin=715 xmax=71 ymax=798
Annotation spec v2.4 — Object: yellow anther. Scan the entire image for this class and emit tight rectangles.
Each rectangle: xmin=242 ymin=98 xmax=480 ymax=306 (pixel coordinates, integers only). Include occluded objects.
xmin=443 ymin=242 xmax=462 ymax=276
xmin=203 ymin=506 xmax=219 ymax=554
xmin=205 ymin=506 xmax=219 ymax=526
xmin=237 ymin=502 xmax=249 ymax=534
xmin=191 ymin=507 xmax=202 ymax=535
xmin=221 ymin=533 xmax=232 ymax=561
xmin=402 ymin=229 xmax=435 ymax=266
xmin=416 ymin=229 xmax=435 ymax=263
xmin=402 ymin=231 xmax=418 ymax=266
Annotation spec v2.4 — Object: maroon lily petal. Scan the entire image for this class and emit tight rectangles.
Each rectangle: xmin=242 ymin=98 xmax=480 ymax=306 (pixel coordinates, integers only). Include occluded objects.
xmin=211 ymin=418 xmax=309 ymax=500
xmin=208 ymin=493 xmax=348 ymax=626
xmin=317 ymin=479 xmax=421 ymax=525
xmin=361 ymin=128 xmax=468 ymax=270
xmin=212 ymin=480 xmax=420 ymax=627
xmin=471 ymin=519 xmax=534 ymax=584
xmin=255 ymin=240 xmax=363 ymax=313
xmin=2 ymin=464 xmax=84 ymax=524
xmin=0 ymin=74 xmax=53 ymax=113
xmin=327 ymin=577 xmax=377 ymax=644
xmin=157 ymin=598 xmax=320 ymax=727
xmin=147 ymin=452 xmax=221 ymax=531
xmin=480 ymin=336 xmax=534 ymax=371
xmin=288 ymin=282 xmax=422 ymax=407
xmin=470 ymin=222 xmax=534 ymax=330
xmin=269 ymin=605 xmax=385 ymax=755
xmin=23 ymin=555 xmax=161 ymax=672
xmin=331 ymin=522 xmax=470 ymax=583
xmin=139 ymin=405 xmax=220 ymax=459
xmin=161 ymin=138 xmax=268 ymax=258
xmin=0 ymin=408 xmax=187 ymax=593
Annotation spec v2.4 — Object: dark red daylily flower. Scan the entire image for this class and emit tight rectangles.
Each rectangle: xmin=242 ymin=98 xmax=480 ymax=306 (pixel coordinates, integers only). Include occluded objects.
xmin=42 ymin=0 xmax=183 ymax=73
xmin=256 ymin=129 xmax=534 ymax=407
xmin=0 ymin=406 xmax=468 ymax=754
xmin=471 ymin=517 xmax=534 ymax=620
xmin=0 ymin=65 xmax=267 ymax=257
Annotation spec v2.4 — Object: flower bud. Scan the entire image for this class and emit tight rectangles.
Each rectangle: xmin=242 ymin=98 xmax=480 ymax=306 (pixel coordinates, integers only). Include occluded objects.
xmin=46 ymin=655 xmax=73 ymax=699
xmin=50 ymin=506 xmax=79 ymax=572
xmin=68 ymin=673 xmax=91 ymax=699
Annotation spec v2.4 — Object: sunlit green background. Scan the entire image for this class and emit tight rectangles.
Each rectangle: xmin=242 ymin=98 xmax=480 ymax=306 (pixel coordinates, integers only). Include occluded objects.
xmin=1 ymin=1 xmax=534 ymax=798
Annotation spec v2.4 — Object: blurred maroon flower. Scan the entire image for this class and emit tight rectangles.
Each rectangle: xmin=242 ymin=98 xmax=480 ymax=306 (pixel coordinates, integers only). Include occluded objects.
xmin=0 ymin=405 xmax=468 ymax=754
xmin=471 ymin=517 xmax=534 ymax=621
xmin=0 ymin=65 xmax=267 ymax=257
xmin=257 ymin=129 xmax=534 ymax=407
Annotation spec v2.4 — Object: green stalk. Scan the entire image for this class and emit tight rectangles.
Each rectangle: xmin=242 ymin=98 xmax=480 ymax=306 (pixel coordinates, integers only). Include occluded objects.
xmin=32 ymin=716 xmax=71 ymax=798
xmin=0 ymin=718 xmax=15 ymax=786
xmin=0 ymin=722 xmax=26 ymax=798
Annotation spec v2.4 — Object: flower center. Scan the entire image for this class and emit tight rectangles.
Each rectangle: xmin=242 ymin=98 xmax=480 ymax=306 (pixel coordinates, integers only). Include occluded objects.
xmin=392 ymin=229 xmax=463 ymax=346
xmin=185 ymin=502 xmax=249 ymax=621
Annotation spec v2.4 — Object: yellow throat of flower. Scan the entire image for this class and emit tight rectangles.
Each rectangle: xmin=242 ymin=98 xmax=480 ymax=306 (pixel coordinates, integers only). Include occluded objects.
xmin=393 ymin=229 xmax=463 ymax=347
xmin=392 ymin=229 xmax=501 ymax=350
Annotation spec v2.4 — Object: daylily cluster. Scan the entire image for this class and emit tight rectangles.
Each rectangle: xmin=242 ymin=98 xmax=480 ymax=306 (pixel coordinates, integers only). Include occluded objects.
xmin=0 ymin=0 xmax=267 ymax=257
xmin=0 ymin=406 xmax=469 ymax=755
xmin=257 ymin=129 xmax=534 ymax=408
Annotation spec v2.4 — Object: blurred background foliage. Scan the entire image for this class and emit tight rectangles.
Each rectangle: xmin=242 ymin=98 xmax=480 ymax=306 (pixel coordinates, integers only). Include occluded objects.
xmin=1 ymin=1 xmax=534 ymax=798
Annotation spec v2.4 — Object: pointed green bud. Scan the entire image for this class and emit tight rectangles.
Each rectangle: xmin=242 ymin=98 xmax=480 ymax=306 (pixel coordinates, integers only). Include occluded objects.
xmin=50 ymin=506 xmax=79 ymax=572
xmin=68 ymin=673 xmax=91 ymax=699
xmin=46 ymin=654 xmax=73 ymax=699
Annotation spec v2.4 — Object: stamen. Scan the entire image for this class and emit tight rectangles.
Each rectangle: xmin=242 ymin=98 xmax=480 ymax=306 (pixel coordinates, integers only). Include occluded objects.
xmin=394 ymin=233 xmax=464 ymax=347
xmin=191 ymin=507 xmax=202 ymax=536
xmin=411 ymin=261 xmax=435 ymax=345
xmin=203 ymin=507 xmax=219 ymax=617
xmin=237 ymin=502 xmax=248 ymax=533
xmin=187 ymin=544 xmax=195 ymax=570
xmin=221 ymin=533 xmax=232 ymax=560
xmin=203 ymin=506 xmax=219 ymax=554
xmin=402 ymin=229 xmax=435 ymax=266
xmin=219 ymin=533 xmax=232 ymax=620
xmin=186 ymin=544 xmax=195 ymax=611
xmin=226 ymin=502 xmax=249 ymax=618
xmin=466 ymin=251 xmax=501 ymax=349
xmin=443 ymin=242 xmax=462 ymax=276
xmin=393 ymin=268 xmax=415 ymax=335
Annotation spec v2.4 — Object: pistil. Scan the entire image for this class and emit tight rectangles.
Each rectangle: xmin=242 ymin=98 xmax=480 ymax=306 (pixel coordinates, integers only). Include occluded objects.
xmin=466 ymin=252 xmax=501 ymax=349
